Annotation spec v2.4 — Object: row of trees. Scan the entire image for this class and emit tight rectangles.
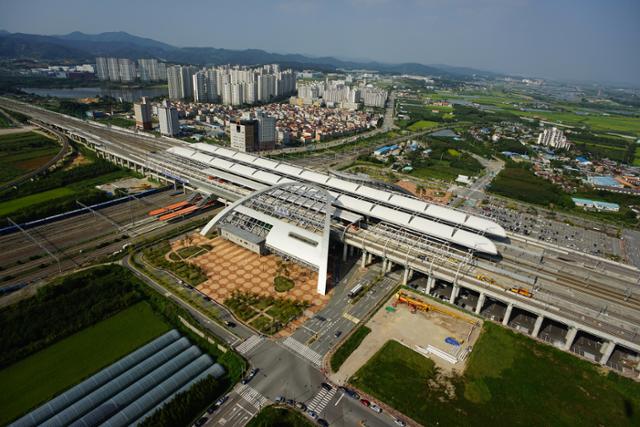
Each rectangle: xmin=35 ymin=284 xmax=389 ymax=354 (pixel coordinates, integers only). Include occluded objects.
xmin=139 ymin=375 xmax=227 ymax=427
xmin=0 ymin=266 xmax=143 ymax=368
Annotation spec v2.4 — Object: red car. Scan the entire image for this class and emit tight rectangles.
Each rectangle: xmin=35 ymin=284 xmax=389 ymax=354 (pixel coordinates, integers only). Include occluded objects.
xmin=360 ymin=399 xmax=370 ymax=407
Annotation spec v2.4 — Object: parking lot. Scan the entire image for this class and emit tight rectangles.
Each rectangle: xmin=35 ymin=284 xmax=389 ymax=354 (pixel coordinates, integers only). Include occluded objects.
xmin=472 ymin=202 xmax=624 ymax=260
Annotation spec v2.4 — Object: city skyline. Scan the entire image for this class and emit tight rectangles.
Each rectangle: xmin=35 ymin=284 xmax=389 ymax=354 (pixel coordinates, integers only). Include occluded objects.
xmin=1 ymin=0 xmax=639 ymax=85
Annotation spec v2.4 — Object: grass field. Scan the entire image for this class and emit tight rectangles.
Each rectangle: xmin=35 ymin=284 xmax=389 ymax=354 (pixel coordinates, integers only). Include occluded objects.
xmin=246 ymin=405 xmax=314 ymax=427
xmin=407 ymin=120 xmax=440 ymax=131
xmin=350 ymin=324 xmax=640 ymax=426
xmin=634 ymin=147 xmax=640 ymax=166
xmin=330 ymin=326 xmax=371 ymax=372
xmin=0 ymin=187 xmax=74 ymax=217
xmin=0 ymin=302 xmax=169 ymax=425
xmin=0 ymin=131 xmax=59 ymax=184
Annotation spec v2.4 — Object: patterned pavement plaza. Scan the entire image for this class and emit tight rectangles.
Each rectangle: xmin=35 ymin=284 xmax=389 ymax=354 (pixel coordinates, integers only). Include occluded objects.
xmin=170 ymin=235 xmax=331 ymax=320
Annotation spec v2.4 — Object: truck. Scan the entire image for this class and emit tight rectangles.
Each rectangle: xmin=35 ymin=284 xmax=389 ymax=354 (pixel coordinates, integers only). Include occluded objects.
xmin=508 ymin=287 xmax=533 ymax=298
xmin=348 ymin=283 xmax=364 ymax=299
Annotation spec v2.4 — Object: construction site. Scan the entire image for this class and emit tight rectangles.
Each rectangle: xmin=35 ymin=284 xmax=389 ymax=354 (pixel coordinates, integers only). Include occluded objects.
xmin=332 ymin=290 xmax=482 ymax=384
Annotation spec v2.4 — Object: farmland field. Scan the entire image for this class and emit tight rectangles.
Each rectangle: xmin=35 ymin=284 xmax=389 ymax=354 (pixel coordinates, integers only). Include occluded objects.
xmin=350 ymin=324 xmax=640 ymax=426
xmin=0 ymin=131 xmax=59 ymax=184
xmin=0 ymin=302 xmax=169 ymax=426
xmin=407 ymin=120 xmax=440 ymax=131
xmin=0 ymin=187 xmax=74 ymax=217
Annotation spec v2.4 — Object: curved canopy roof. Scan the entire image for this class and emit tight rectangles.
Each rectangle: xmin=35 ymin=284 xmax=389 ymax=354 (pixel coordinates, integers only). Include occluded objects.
xmin=170 ymin=145 xmax=499 ymax=255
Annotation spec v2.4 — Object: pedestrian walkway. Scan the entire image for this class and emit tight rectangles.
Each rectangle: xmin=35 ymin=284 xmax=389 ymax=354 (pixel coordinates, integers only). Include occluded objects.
xmin=283 ymin=336 xmax=323 ymax=366
xmin=236 ymin=384 xmax=269 ymax=409
xmin=236 ymin=335 xmax=264 ymax=355
xmin=306 ymin=387 xmax=337 ymax=414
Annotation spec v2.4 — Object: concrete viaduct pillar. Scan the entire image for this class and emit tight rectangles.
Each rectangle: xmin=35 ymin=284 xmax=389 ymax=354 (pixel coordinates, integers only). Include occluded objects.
xmin=449 ymin=284 xmax=460 ymax=304
xmin=475 ymin=292 xmax=486 ymax=314
xmin=360 ymin=251 xmax=367 ymax=268
xmin=402 ymin=268 xmax=413 ymax=285
xmin=502 ymin=303 xmax=514 ymax=326
xmin=343 ymin=243 xmax=348 ymax=262
xmin=367 ymin=253 xmax=373 ymax=264
xmin=426 ymin=275 xmax=435 ymax=295
xmin=532 ymin=315 xmax=544 ymax=338
xmin=599 ymin=341 xmax=616 ymax=365
xmin=563 ymin=327 xmax=578 ymax=351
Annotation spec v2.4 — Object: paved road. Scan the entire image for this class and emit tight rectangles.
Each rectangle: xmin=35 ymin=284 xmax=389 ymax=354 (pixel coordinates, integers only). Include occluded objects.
xmin=150 ymin=258 xmax=404 ymax=427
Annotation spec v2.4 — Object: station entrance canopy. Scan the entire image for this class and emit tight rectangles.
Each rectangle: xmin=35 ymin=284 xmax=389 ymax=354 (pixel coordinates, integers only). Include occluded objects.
xmin=201 ymin=182 xmax=332 ymax=294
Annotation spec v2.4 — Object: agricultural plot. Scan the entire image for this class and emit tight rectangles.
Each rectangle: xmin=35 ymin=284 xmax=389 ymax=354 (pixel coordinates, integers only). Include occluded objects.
xmin=0 ymin=131 xmax=59 ymax=184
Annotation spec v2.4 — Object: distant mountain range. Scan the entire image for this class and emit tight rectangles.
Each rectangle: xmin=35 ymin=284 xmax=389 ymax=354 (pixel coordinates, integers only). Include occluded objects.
xmin=0 ymin=30 xmax=506 ymax=78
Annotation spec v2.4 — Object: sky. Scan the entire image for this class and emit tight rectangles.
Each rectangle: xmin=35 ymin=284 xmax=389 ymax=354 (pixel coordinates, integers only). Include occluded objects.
xmin=1 ymin=0 xmax=639 ymax=85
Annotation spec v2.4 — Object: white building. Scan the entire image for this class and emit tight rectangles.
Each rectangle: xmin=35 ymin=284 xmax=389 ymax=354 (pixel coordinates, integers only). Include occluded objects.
xmin=168 ymin=65 xmax=196 ymax=100
xmin=360 ymin=87 xmax=388 ymax=108
xmin=95 ymin=57 xmax=109 ymax=81
xmin=537 ymin=127 xmax=572 ymax=150
xmin=138 ymin=58 xmax=166 ymax=81
xmin=158 ymin=101 xmax=180 ymax=136
xmin=118 ymin=59 xmax=137 ymax=82
xmin=192 ymin=72 xmax=208 ymax=103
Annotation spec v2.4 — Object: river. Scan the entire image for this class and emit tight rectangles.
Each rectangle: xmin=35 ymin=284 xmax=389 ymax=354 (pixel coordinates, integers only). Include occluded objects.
xmin=21 ymin=86 xmax=168 ymax=102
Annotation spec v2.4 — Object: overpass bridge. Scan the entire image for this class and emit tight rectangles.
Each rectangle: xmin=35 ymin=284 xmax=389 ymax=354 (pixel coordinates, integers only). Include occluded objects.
xmin=2 ymin=97 xmax=639 ymax=376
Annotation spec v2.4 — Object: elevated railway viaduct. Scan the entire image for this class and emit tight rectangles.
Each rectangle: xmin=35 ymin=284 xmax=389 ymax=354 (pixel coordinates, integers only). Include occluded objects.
xmin=2 ymin=97 xmax=639 ymax=377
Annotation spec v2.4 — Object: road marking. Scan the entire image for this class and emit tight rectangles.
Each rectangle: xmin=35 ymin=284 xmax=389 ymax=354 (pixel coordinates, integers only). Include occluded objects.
xmin=334 ymin=392 xmax=344 ymax=406
xmin=236 ymin=384 xmax=269 ymax=409
xmin=235 ymin=335 xmax=264 ymax=355
xmin=342 ymin=313 xmax=360 ymax=323
xmin=283 ymin=336 xmax=323 ymax=366
xmin=307 ymin=387 xmax=337 ymax=413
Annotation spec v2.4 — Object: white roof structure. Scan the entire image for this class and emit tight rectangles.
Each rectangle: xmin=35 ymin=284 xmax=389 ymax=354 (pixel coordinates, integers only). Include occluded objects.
xmin=169 ymin=144 xmax=502 ymax=255
xmin=202 ymin=182 xmax=332 ymax=294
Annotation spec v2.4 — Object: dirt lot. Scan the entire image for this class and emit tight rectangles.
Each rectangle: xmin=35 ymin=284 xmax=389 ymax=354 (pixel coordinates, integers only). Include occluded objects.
xmin=331 ymin=292 xmax=482 ymax=384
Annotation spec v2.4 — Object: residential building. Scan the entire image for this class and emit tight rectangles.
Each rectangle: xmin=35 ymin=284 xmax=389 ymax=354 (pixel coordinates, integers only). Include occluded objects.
xmin=192 ymin=72 xmax=208 ymax=103
xmin=537 ymin=127 xmax=572 ymax=150
xmin=138 ymin=58 xmax=166 ymax=81
xmin=133 ymin=97 xmax=153 ymax=130
xmin=255 ymin=110 xmax=276 ymax=150
xmin=107 ymin=57 xmax=120 ymax=81
xmin=118 ymin=59 xmax=136 ymax=82
xmin=230 ymin=119 xmax=259 ymax=152
xmin=95 ymin=57 xmax=109 ymax=81
xmin=158 ymin=100 xmax=180 ymax=136
xmin=360 ymin=87 xmax=388 ymax=107
xmin=168 ymin=65 xmax=196 ymax=100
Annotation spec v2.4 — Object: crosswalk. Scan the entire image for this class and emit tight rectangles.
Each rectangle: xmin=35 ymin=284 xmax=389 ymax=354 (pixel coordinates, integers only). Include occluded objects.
xmin=307 ymin=387 xmax=337 ymax=413
xmin=236 ymin=384 xmax=269 ymax=409
xmin=283 ymin=336 xmax=323 ymax=366
xmin=235 ymin=335 xmax=264 ymax=355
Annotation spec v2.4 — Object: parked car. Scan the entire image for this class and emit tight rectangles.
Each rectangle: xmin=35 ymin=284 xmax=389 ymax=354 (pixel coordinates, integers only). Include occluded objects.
xmin=360 ymin=399 xmax=370 ymax=407
xmin=370 ymin=404 xmax=382 ymax=414
xmin=295 ymin=402 xmax=307 ymax=411
xmin=194 ymin=417 xmax=208 ymax=427
xmin=224 ymin=320 xmax=236 ymax=327
xmin=317 ymin=419 xmax=329 ymax=427
xmin=394 ymin=418 xmax=406 ymax=426
xmin=334 ymin=330 xmax=342 ymax=338
xmin=275 ymin=396 xmax=285 ymax=403
xmin=286 ymin=399 xmax=295 ymax=406
xmin=307 ymin=410 xmax=318 ymax=419
xmin=215 ymin=395 xmax=228 ymax=407
xmin=321 ymin=382 xmax=332 ymax=391
xmin=206 ymin=405 xmax=216 ymax=414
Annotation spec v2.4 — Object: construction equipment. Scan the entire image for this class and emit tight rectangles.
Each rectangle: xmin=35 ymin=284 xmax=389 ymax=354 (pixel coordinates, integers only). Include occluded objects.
xmin=508 ymin=287 xmax=533 ymax=298
xmin=475 ymin=274 xmax=496 ymax=285
xmin=393 ymin=292 xmax=477 ymax=325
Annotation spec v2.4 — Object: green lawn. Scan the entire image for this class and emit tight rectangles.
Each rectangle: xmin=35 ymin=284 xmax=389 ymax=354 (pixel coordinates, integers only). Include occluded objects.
xmin=634 ymin=147 xmax=640 ymax=166
xmin=0 ymin=302 xmax=169 ymax=425
xmin=407 ymin=120 xmax=440 ymax=131
xmin=0 ymin=187 xmax=74 ymax=217
xmin=350 ymin=324 xmax=640 ymax=426
xmin=330 ymin=326 xmax=371 ymax=372
xmin=247 ymin=405 xmax=314 ymax=427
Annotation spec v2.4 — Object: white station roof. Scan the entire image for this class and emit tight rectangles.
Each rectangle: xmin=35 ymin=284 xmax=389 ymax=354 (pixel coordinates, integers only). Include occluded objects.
xmin=168 ymin=145 xmax=500 ymax=255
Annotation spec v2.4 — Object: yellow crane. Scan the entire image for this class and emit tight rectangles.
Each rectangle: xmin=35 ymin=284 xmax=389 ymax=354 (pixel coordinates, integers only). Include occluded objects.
xmin=394 ymin=292 xmax=477 ymax=325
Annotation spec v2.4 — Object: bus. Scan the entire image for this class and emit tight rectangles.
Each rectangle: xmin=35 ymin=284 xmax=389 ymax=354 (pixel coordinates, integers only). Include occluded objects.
xmin=348 ymin=283 xmax=364 ymax=299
